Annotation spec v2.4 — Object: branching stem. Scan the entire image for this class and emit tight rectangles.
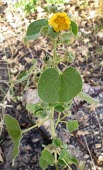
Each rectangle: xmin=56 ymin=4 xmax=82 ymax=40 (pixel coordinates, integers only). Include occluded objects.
xmin=50 ymin=107 xmax=56 ymax=138
xmin=22 ymin=117 xmax=50 ymax=134
xmin=54 ymin=152 xmax=59 ymax=170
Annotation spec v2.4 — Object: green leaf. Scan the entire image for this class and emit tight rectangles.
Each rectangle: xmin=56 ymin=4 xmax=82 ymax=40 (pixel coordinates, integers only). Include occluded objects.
xmin=59 ymin=149 xmax=69 ymax=159
xmin=15 ymin=73 xmax=30 ymax=84
xmin=54 ymin=105 xmax=65 ymax=112
xmin=24 ymin=19 xmax=48 ymax=43
xmin=61 ymin=32 xmax=74 ymax=43
xmin=67 ymin=120 xmax=78 ymax=133
xmin=65 ymin=52 xmax=75 ymax=63
xmin=4 ymin=114 xmax=22 ymax=164
xmin=39 ymin=149 xmax=54 ymax=169
xmin=14 ymin=59 xmax=37 ymax=84
xmin=69 ymin=157 xmax=78 ymax=164
xmin=41 ymin=149 xmax=54 ymax=165
xmin=36 ymin=110 xmax=47 ymax=118
xmin=71 ymin=21 xmax=78 ymax=35
xmin=48 ymin=26 xmax=59 ymax=39
xmin=26 ymin=103 xmax=43 ymax=114
xmin=58 ymin=158 xmax=66 ymax=166
xmin=29 ymin=59 xmax=37 ymax=72
xmin=39 ymin=157 xmax=49 ymax=170
xmin=61 ymin=143 xmax=68 ymax=149
xmin=12 ymin=135 xmax=22 ymax=164
xmin=38 ymin=67 xmax=82 ymax=103
xmin=40 ymin=26 xmax=49 ymax=35
xmin=58 ymin=150 xmax=71 ymax=166
xmin=53 ymin=138 xmax=62 ymax=147
xmin=78 ymin=161 xmax=85 ymax=170
xmin=78 ymin=91 xmax=99 ymax=105
xmin=58 ymin=149 xmax=78 ymax=166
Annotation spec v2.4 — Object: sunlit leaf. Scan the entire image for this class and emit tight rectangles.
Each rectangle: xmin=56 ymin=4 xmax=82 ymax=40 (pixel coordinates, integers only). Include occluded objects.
xmin=24 ymin=19 xmax=48 ymax=43
xmin=71 ymin=21 xmax=78 ymax=35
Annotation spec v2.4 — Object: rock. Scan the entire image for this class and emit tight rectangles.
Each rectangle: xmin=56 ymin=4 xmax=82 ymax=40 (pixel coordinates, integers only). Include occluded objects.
xmin=83 ymin=83 xmax=91 ymax=93
xmin=94 ymin=131 xmax=99 ymax=135
xmin=99 ymin=113 xmax=103 ymax=119
xmin=74 ymin=111 xmax=89 ymax=126
xmin=22 ymin=89 xmax=40 ymax=105
xmin=84 ymin=154 xmax=89 ymax=159
xmin=91 ymin=125 xmax=96 ymax=129
xmin=68 ymin=145 xmax=84 ymax=160
xmin=98 ymin=154 xmax=103 ymax=162
xmin=95 ymin=144 xmax=102 ymax=149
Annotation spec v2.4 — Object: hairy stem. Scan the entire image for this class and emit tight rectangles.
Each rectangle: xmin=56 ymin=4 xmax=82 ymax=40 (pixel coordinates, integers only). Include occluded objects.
xmin=55 ymin=152 xmax=59 ymax=170
xmin=22 ymin=117 xmax=50 ymax=134
xmin=62 ymin=159 xmax=72 ymax=170
xmin=53 ymin=39 xmax=57 ymax=63
xmin=55 ymin=112 xmax=61 ymax=129
xmin=50 ymin=107 xmax=56 ymax=138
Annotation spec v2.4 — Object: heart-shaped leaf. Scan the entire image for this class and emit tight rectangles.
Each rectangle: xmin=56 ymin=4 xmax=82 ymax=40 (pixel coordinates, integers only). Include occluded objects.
xmin=38 ymin=67 xmax=82 ymax=103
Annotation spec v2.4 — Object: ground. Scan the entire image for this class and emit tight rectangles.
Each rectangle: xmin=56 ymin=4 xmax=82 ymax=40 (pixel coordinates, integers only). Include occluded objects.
xmin=0 ymin=0 xmax=103 ymax=170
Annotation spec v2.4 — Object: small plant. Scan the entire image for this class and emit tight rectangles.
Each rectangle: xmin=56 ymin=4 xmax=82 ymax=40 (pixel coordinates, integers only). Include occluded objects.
xmin=15 ymin=0 xmax=37 ymax=14
xmin=4 ymin=4 xmax=98 ymax=170
xmin=45 ymin=0 xmax=70 ymax=4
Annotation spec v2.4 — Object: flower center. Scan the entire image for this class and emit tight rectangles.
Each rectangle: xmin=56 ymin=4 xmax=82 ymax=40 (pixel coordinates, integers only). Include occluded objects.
xmin=55 ymin=17 xmax=65 ymax=25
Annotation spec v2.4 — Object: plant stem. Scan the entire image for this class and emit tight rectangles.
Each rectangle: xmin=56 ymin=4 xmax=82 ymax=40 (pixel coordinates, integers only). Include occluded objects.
xmin=55 ymin=114 xmax=68 ymax=129
xmin=53 ymin=39 xmax=57 ymax=63
xmin=55 ymin=112 xmax=61 ymax=129
xmin=50 ymin=107 xmax=56 ymax=138
xmin=62 ymin=159 xmax=72 ymax=170
xmin=54 ymin=152 xmax=59 ymax=170
xmin=22 ymin=117 xmax=50 ymax=134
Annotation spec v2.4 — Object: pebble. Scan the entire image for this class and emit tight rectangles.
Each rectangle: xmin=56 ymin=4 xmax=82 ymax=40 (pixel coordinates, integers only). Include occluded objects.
xmin=96 ymin=167 xmax=103 ymax=170
xmin=95 ymin=144 xmax=102 ymax=149
xmin=84 ymin=154 xmax=90 ymax=159
xmin=91 ymin=125 xmax=96 ymax=129
xmin=98 ymin=154 xmax=103 ymax=162
xmin=97 ymin=136 xmax=101 ymax=140
xmin=99 ymin=113 xmax=103 ymax=119
xmin=85 ymin=160 xmax=90 ymax=164
xmin=94 ymin=131 xmax=99 ymax=135
xmin=99 ymin=93 xmax=103 ymax=98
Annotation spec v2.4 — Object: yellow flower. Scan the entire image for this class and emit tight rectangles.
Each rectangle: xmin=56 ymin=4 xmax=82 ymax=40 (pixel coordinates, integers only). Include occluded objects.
xmin=49 ymin=12 xmax=71 ymax=32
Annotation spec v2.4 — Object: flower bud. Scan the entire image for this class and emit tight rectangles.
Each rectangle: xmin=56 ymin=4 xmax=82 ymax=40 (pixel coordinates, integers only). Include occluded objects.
xmin=44 ymin=54 xmax=52 ymax=62
xmin=48 ymin=4 xmax=57 ymax=13
xmin=34 ymin=72 xmax=41 ymax=82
